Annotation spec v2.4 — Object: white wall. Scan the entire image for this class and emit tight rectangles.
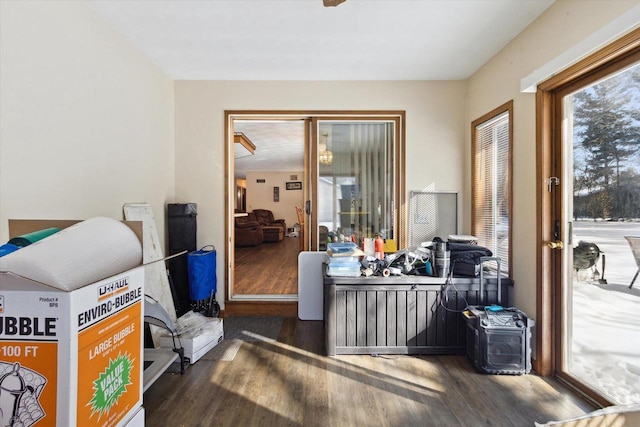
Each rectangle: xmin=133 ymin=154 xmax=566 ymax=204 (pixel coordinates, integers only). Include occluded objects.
xmin=175 ymin=81 xmax=467 ymax=306
xmin=466 ymin=1 xmax=639 ymax=319
xmin=246 ymin=171 xmax=304 ymax=228
xmin=0 ymin=1 xmax=175 ymax=243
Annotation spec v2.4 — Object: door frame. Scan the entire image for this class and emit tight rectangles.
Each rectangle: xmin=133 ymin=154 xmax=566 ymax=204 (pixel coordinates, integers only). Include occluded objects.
xmin=225 ymin=112 xmax=307 ymax=303
xmin=535 ymin=29 xmax=640 ymax=404
xmin=225 ymin=110 xmax=405 ymax=304
xmin=310 ymin=116 xmax=405 ymax=252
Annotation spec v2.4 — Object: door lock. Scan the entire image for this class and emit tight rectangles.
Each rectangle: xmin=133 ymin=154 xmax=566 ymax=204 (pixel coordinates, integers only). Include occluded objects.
xmin=547 ymin=240 xmax=564 ymax=250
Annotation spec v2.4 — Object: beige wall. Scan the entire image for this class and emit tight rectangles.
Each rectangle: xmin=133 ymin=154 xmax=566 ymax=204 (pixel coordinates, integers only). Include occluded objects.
xmin=0 ymin=1 xmax=175 ymax=243
xmin=246 ymin=171 xmax=304 ymax=228
xmin=3 ymin=0 xmax=636 ymax=317
xmin=466 ymin=0 xmax=639 ymax=320
xmin=175 ymin=81 xmax=468 ymax=305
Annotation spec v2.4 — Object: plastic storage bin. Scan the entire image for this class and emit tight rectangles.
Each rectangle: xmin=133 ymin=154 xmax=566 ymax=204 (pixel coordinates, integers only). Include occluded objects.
xmin=326 ymin=262 xmax=361 ymax=277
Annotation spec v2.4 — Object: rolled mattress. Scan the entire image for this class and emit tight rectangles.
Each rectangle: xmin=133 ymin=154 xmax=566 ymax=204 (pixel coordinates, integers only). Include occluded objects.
xmin=0 ymin=216 xmax=142 ymax=291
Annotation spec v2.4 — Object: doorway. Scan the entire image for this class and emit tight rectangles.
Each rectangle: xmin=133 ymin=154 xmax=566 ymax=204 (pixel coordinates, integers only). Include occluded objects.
xmin=538 ymin=34 xmax=640 ymax=405
xmin=231 ymin=118 xmax=306 ymax=301
xmin=226 ymin=111 xmax=406 ymax=306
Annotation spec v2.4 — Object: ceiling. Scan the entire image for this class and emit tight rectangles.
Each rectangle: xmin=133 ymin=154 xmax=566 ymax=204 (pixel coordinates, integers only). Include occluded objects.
xmin=87 ymin=0 xmax=555 ymax=176
xmin=88 ymin=0 xmax=554 ymax=81
xmin=234 ymin=120 xmax=306 ymax=179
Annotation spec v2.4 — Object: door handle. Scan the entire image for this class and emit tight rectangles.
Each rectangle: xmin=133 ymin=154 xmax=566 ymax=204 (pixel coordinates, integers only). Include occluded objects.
xmin=547 ymin=240 xmax=564 ymax=250
xmin=549 ymin=220 xmax=564 ymax=249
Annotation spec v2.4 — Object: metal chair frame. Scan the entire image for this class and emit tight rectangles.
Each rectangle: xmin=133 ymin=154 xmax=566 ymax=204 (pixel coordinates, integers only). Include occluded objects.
xmin=624 ymin=236 xmax=640 ymax=289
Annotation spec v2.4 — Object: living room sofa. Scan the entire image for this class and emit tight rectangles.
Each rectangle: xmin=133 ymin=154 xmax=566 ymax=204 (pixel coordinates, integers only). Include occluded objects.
xmin=252 ymin=209 xmax=287 ymax=235
xmin=235 ymin=209 xmax=288 ymax=245
xmin=252 ymin=209 xmax=286 ymax=242
xmin=235 ymin=212 xmax=263 ymax=247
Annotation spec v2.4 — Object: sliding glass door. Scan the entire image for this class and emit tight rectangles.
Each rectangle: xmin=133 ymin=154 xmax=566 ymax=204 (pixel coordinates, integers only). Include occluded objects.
xmin=226 ymin=112 xmax=404 ymax=303
xmin=312 ymin=119 xmax=401 ymax=250
xmin=556 ymin=59 xmax=640 ymax=405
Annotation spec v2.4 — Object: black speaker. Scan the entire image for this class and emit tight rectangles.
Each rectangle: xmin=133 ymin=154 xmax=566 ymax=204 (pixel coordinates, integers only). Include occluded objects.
xmin=483 ymin=330 xmax=527 ymax=371
xmin=464 ymin=306 xmax=533 ymax=375
xmin=167 ymin=203 xmax=197 ymax=317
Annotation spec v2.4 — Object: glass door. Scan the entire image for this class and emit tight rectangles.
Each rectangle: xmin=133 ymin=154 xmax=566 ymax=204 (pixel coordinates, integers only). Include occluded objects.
xmin=311 ymin=119 xmax=400 ymax=251
xmin=558 ymin=61 xmax=640 ymax=405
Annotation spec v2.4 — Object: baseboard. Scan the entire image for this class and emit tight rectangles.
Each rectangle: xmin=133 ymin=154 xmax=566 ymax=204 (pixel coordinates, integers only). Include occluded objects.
xmin=222 ymin=300 xmax=298 ymax=317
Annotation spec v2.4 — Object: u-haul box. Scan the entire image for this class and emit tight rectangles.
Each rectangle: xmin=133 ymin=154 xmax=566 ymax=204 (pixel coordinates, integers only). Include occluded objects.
xmin=0 ymin=268 xmax=144 ymax=427
xmin=0 ymin=219 xmax=144 ymax=427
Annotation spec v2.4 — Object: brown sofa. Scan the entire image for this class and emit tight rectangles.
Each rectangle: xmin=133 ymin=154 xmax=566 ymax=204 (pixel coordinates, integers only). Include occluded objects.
xmin=252 ymin=209 xmax=286 ymax=235
xmin=235 ymin=212 xmax=263 ymax=247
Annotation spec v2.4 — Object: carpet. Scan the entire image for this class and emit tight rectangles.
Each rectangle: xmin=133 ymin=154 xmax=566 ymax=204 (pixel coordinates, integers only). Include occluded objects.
xmin=223 ymin=316 xmax=284 ymax=342
xmin=197 ymin=316 xmax=284 ymax=362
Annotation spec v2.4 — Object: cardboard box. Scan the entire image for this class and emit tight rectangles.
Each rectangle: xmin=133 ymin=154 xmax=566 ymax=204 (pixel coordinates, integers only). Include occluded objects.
xmin=160 ymin=318 xmax=224 ymax=364
xmin=0 ymin=219 xmax=144 ymax=427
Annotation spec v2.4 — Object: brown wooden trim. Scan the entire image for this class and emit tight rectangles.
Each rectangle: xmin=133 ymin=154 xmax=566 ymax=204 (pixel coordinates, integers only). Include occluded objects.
xmin=556 ymin=371 xmax=612 ymax=408
xmin=225 ymin=110 xmax=405 ymax=117
xmin=470 ymin=101 xmax=512 ymax=129
xmin=535 ymin=28 xmax=640 ymax=391
xmin=552 ymin=89 xmax=567 ymax=382
xmin=224 ymin=111 xmax=233 ymax=305
xmin=222 ymin=301 xmax=298 ymax=317
xmin=301 ymin=117 xmax=318 ymax=251
xmin=308 ymin=114 xmax=405 ymax=249
xmin=470 ymin=100 xmax=514 ymax=277
xmin=225 ymin=110 xmax=406 ymax=304
xmin=233 ymin=132 xmax=256 ymax=154
xmin=397 ymin=112 xmax=406 ymax=249
xmin=538 ymin=27 xmax=640 ymax=92
xmin=535 ymin=89 xmax=554 ymax=376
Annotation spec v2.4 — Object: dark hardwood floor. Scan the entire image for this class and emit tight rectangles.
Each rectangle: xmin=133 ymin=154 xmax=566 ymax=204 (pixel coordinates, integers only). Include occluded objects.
xmin=234 ymin=235 xmax=300 ymax=295
xmin=144 ymin=318 xmax=594 ymax=427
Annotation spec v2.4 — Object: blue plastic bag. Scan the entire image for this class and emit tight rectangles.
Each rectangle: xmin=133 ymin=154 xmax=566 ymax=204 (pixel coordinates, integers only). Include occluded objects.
xmin=0 ymin=243 xmax=20 ymax=258
xmin=187 ymin=245 xmax=217 ymax=302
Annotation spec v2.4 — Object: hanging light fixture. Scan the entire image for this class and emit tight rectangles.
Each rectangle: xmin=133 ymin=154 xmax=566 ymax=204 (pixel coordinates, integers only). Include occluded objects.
xmin=319 ymin=148 xmax=333 ymax=165
xmin=319 ymin=132 xmax=333 ymax=165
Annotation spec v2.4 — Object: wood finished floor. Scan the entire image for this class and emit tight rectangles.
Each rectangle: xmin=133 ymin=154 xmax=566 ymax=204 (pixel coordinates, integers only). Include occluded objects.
xmin=144 ymin=318 xmax=594 ymax=427
xmin=234 ymin=235 xmax=300 ymax=295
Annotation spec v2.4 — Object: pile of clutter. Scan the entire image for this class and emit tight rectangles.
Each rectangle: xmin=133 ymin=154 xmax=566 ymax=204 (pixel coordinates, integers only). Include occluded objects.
xmin=326 ymin=234 xmax=495 ymax=279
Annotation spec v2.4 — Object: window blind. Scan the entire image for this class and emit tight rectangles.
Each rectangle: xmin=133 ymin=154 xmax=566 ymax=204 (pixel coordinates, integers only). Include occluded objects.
xmin=473 ymin=109 xmax=511 ymax=274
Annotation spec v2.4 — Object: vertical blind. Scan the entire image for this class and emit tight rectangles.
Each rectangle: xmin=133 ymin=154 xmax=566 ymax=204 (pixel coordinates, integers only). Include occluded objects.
xmin=473 ymin=110 xmax=510 ymax=273
xmin=319 ymin=122 xmax=395 ymax=241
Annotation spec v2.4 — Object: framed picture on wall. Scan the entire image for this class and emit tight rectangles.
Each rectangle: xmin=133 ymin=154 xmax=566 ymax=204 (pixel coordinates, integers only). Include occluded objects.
xmin=286 ymin=181 xmax=302 ymax=190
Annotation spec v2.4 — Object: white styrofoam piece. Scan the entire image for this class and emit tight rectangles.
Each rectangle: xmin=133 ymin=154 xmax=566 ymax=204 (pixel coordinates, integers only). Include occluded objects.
xmin=298 ymin=251 xmax=326 ymax=321
xmin=160 ymin=317 xmax=223 ymax=364
xmin=188 ymin=333 xmax=224 ymax=364
xmin=124 ymin=203 xmax=177 ymax=340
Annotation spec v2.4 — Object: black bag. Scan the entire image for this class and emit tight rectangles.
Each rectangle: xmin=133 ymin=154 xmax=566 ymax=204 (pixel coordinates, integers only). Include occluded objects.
xmin=448 ymin=242 xmax=492 ymax=277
